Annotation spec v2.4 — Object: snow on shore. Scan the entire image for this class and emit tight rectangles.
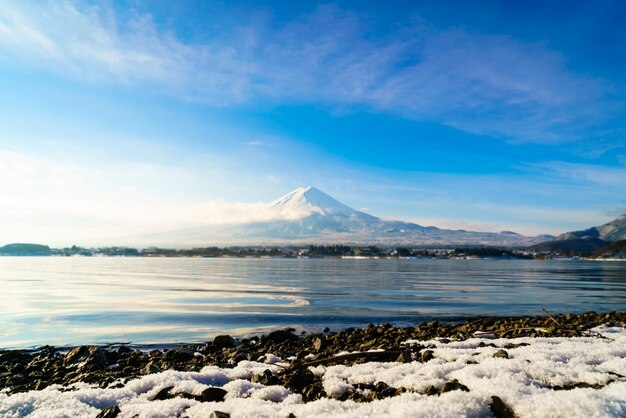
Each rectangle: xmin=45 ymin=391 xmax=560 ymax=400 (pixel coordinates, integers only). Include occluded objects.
xmin=1 ymin=325 xmax=625 ymax=418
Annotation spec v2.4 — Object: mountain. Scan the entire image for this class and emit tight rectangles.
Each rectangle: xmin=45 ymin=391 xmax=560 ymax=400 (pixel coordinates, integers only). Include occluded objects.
xmin=139 ymin=186 xmax=551 ymax=247
xmin=554 ymin=214 xmax=626 ymax=242
xmin=527 ymin=214 xmax=626 ymax=256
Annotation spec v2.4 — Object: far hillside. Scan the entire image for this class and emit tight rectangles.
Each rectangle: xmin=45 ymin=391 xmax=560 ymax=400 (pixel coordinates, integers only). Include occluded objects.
xmin=593 ymin=240 xmax=626 ymax=259
xmin=0 ymin=243 xmax=52 ymax=256
xmin=529 ymin=214 xmax=626 ymax=257
xmin=528 ymin=238 xmax=608 ymax=257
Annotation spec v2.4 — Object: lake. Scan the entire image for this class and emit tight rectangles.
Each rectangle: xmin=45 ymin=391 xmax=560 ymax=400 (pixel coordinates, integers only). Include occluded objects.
xmin=1 ymin=257 xmax=625 ymax=348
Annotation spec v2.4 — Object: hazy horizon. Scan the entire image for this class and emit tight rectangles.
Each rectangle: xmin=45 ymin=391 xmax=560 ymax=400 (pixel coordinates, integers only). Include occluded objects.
xmin=1 ymin=1 xmax=625 ymax=245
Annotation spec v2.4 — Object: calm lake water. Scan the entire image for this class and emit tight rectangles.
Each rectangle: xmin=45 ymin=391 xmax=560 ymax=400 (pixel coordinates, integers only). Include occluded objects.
xmin=1 ymin=257 xmax=625 ymax=348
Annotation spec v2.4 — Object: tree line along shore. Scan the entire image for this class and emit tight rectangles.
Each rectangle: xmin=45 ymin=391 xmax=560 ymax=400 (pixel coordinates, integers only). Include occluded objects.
xmin=1 ymin=242 xmax=625 ymax=259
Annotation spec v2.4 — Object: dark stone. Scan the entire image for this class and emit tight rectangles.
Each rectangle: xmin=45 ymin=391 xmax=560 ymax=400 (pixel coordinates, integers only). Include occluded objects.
xmin=313 ymin=338 xmax=329 ymax=352
xmin=64 ymin=346 xmax=107 ymax=369
xmin=504 ymin=342 xmax=530 ymax=349
xmin=213 ymin=335 xmax=236 ymax=349
xmin=251 ymin=369 xmax=280 ymax=386
xmin=266 ymin=330 xmax=299 ymax=343
xmin=117 ymin=346 xmax=132 ymax=354
xmin=371 ymin=381 xmax=397 ymax=399
xmin=209 ymin=411 xmax=230 ymax=418
xmin=176 ymin=391 xmax=200 ymax=400
xmin=421 ymin=350 xmax=435 ymax=363
xmin=165 ymin=348 xmax=194 ymax=362
xmin=201 ymin=387 xmax=228 ymax=402
xmin=374 ymin=381 xmax=389 ymax=391
xmin=395 ymin=387 xmax=408 ymax=396
xmin=283 ymin=368 xmax=315 ymax=392
xmin=439 ymin=380 xmax=470 ymax=394
xmin=304 ymin=382 xmax=325 ymax=402
xmin=493 ymin=349 xmax=510 ymax=359
xmin=6 ymin=375 xmax=27 ymax=386
xmin=152 ymin=386 xmax=174 ymax=401
xmin=333 ymin=390 xmax=352 ymax=401
xmin=396 ymin=351 xmax=412 ymax=363
xmin=34 ymin=380 xmax=48 ymax=391
xmin=143 ymin=362 xmax=160 ymax=375
xmin=354 ymin=383 xmax=376 ymax=391
xmin=489 ymin=395 xmax=517 ymax=418
xmin=95 ymin=405 xmax=121 ymax=418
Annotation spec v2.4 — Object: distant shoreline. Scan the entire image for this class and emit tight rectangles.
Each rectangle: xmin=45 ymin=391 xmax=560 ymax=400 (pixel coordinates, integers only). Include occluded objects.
xmin=2 ymin=242 xmax=624 ymax=259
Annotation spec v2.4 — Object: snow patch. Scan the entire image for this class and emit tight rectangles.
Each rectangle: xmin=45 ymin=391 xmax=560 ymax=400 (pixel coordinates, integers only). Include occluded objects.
xmin=1 ymin=328 xmax=625 ymax=417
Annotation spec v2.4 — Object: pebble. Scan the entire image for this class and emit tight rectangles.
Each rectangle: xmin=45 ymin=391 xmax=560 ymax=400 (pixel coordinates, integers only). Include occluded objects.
xmin=489 ymin=395 xmax=517 ymax=418
xmin=201 ymin=387 xmax=228 ymax=402
xmin=95 ymin=405 xmax=121 ymax=418
xmin=493 ymin=349 xmax=510 ymax=359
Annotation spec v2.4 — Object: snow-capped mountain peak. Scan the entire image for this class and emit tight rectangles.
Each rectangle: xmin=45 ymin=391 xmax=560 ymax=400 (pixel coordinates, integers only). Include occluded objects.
xmin=138 ymin=186 xmax=550 ymax=247
xmin=269 ymin=186 xmax=366 ymax=219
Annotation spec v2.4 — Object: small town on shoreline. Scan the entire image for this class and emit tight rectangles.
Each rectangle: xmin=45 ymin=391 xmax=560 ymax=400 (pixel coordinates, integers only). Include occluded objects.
xmin=1 ymin=242 xmax=624 ymax=260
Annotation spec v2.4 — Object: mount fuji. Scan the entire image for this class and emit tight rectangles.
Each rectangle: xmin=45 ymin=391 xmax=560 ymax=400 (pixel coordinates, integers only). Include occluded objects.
xmin=140 ymin=186 xmax=552 ymax=247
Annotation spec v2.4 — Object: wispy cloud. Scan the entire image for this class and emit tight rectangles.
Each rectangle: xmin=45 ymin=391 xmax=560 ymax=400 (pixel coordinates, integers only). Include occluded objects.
xmin=0 ymin=2 xmax=615 ymax=143
xmin=246 ymin=140 xmax=274 ymax=147
xmin=525 ymin=161 xmax=626 ymax=187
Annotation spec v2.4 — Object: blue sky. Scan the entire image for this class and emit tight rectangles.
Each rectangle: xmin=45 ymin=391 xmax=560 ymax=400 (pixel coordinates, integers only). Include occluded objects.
xmin=0 ymin=0 xmax=625 ymax=244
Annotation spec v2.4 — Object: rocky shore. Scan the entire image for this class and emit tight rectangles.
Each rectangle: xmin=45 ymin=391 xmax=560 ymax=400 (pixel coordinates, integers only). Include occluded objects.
xmin=1 ymin=311 xmax=625 ymax=417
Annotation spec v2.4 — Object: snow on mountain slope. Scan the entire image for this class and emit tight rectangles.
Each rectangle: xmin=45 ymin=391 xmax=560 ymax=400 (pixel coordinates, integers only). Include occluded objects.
xmin=269 ymin=186 xmax=368 ymax=219
xmin=137 ymin=187 xmax=549 ymax=247
xmin=555 ymin=214 xmax=626 ymax=242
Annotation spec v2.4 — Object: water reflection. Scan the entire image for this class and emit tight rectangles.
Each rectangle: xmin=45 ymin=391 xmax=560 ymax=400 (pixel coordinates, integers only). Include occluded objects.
xmin=0 ymin=257 xmax=625 ymax=348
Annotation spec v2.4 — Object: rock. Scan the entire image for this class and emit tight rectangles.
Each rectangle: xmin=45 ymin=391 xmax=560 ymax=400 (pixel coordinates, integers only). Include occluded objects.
xmin=313 ymin=338 xmax=329 ymax=352
xmin=143 ymin=362 xmax=160 ymax=374
xmin=372 ymin=381 xmax=397 ymax=399
xmin=117 ymin=346 xmax=132 ymax=354
xmin=213 ymin=335 xmax=236 ymax=349
xmin=504 ymin=342 xmax=530 ymax=349
xmin=304 ymin=381 xmax=325 ymax=402
xmin=266 ymin=330 xmax=299 ymax=343
xmin=34 ymin=380 xmax=48 ymax=391
xmin=421 ymin=350 xmax=435 ymax=362
xmin=95 ymin=405 xmax=121 ymax=418
xmin=489 ymin=395 xmax=517 ymax=418
xmin=64 ymin=346 xmax=106 ymax=369
xmin=201 ymin=387 xmax=228 ymax=402
xmin=396 ymin=351 xmax=412 ymax=363
xmin=152 ymin=386 xmax=174 ymax=401
xmin=251 ymin=369 xmax=280 ymax=385
xmin=165 ymin=348 xmax=194 ymax=362
xmin=283 ymin=368 xmax=315 ymax=392
xmin=209 ymin=411 xmax=230 ymax=418
xmin=493 ymin=349 xmax=510 ymax=359
xmin=439 ymin=379 xmax=469 ymax=393
xmin=6 ymin=375 xmax=26 ymax=387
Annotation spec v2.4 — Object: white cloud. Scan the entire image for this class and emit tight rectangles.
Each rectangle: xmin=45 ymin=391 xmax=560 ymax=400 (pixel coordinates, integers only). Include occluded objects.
xmin=1 ymin=146 xmax=623 ymax=244
xmin=0 ymin=148 xmax=308 ymax=246
xmin=0 ymin=1 xmax=613 ymax=142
